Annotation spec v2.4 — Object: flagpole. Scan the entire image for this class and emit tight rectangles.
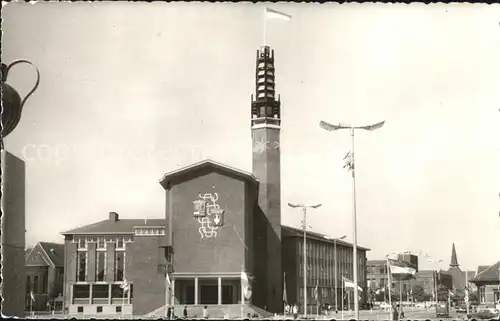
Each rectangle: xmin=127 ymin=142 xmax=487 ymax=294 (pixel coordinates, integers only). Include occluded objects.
xmin=386 ymin=258 xmax=392 ymax=320
xmin=263 ymin=6 xmax=267 ymax=46
xmin=341 ymin=278 xmax=344 ymax=320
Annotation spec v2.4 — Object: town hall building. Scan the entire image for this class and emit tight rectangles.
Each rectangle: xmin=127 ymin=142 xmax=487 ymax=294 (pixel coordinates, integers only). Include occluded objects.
xmin=60 ymin=45 xmax=369 ymax=318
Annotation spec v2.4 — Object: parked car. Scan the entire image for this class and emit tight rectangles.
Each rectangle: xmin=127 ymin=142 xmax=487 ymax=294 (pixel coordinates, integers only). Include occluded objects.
xmin=467 ymin=308 xmax=499 ymax=320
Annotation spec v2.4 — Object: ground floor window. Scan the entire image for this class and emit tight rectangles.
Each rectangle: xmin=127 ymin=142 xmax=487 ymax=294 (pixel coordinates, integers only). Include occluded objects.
xmin=72 ymin=283 xmax=133 ymax=305
xmin=174 ymin=277 xmax=240 ymax=305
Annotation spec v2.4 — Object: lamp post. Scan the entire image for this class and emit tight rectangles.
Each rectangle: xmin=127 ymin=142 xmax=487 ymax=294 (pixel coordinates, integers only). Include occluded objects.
xmin=426 ymin=257 xmax=443 ymax=305
xmin=319 ymin=119 xmax=385 ymax=320
xmin=288 ymin=203 xmax=322 ymax=317
xmin=324 ymin=235 xmax=346 ymax=313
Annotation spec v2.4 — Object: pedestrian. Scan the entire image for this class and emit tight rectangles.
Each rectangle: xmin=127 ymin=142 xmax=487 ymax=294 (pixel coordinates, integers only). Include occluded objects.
xmin=284 ymin=304 xmax=289 ymax=316
xmin=167 ymin=307 xmax=172 ymax=320
xmin=292 ymin=304 xmax=298 ymax=319
xmin=183 ymin=306 xmax=188 ymax=319
xmin=203 ymin=305 xmax=208 ymax=319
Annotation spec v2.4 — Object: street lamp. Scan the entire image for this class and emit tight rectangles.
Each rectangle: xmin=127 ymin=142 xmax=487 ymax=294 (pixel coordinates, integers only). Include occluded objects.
xmin=324 ymin=235 xmax=346 ymax=313
xmin=288 ymin=203 xmax=322 ymax=317
xmin=319 ymin=119 xmax=385 ymax=320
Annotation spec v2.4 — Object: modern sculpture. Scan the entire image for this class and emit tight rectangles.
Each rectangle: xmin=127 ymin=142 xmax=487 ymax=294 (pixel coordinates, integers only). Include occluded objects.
xmin=1 ymin=60 xmax=40 ymax=144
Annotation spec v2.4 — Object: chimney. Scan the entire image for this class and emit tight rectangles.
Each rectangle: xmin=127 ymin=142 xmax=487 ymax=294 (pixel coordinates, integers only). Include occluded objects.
xmin=109 ymin=212 xmax=119 ymax=222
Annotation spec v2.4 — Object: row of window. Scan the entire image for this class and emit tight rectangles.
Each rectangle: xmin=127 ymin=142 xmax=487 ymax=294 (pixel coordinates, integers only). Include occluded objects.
xmin=76 ymin=306 xmax=123 ymax=313
xmin=297 ymin=241 xmax=366 ymax=284
xmin=134 ymin=227 xmax=166 ymax=236
xmin=76 ymin=251 xmax=125 ymax=282
xmin=72 ymin=284 xmax=133 ymax=303
xmin=26 ymin=275 xmax=47 ymax=294
xmin=74 ymin=236 xmax=133 ymax=250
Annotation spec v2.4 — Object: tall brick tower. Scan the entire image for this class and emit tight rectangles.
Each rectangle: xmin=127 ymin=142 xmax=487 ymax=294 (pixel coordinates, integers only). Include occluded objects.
xmin=251 ymin=45 xmax=282 ymax=313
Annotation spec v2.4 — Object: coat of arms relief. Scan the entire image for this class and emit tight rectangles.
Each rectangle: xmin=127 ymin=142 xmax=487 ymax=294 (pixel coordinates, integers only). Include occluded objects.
xmin=193 ymin=193 xmax=225 ymax=239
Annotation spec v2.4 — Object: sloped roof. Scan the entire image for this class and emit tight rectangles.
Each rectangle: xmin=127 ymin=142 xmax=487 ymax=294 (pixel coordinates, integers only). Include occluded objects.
xmin=39 ymin=242 xmax=65 ymax=267
xmin=367 ymin=260 xmax=386 ymax=266
xmin=477 ymin=265 xmax=490 ymax=274
xmin=282 ymin=225 xmax=370 ymax=251
xmin=159 ymin=159 xmax=259 ymax=189
xmin=25 ymin=248 xmax=32 ymax=260
xmin=61 ymin=218 xmax=166 ymax=235
xmin=471 ymin=261 xmax=500 ymax=283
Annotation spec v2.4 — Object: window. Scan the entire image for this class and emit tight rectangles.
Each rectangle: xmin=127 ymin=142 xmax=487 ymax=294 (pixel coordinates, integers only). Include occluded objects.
xmin=116 ymin=306 xmax=122 ymax=313
xmin=73 ymin=284 xmax=90 ymax=302
xmin=33 ymin=276 xmax=39 ymax=294
xmin=96 ymin=252 xmax=106 ymax=281
xmin=97 ymin=306 xmax=103 ymax=313
xmin=78 ymin=238 xmax=86 ymax=249
xmin=115 ymin=252 xmax=125 ymax=281
xmin=117 ymin=237 xmax=124 ymax=249
xmin=41 ymin=274 xmax=47 ymax=294
xmin=77 ymin=251 xmax=87 ymax=282
xmin=26 ymin=276 xmax=31 ymax=293
xmin=97 ymin=237 xmax=105 ymax=249
xmin=77 ymin=306 xmax=83 ymax=313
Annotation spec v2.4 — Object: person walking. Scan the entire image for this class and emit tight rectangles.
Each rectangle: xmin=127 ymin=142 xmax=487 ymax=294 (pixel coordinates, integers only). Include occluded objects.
xmin=292 ymin=304 xmax=299 ymax=319
xmin=183 ymin=306 xmax=188 ymax=319
xmin=202 ymin=306 xmax=208 ymax=319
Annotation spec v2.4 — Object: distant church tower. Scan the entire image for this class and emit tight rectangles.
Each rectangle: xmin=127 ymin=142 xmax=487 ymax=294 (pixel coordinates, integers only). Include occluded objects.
xmin=251 ymin=45 xmax=282 ymax=313
xmin=450 ymin=243 xmax=460 ymax=269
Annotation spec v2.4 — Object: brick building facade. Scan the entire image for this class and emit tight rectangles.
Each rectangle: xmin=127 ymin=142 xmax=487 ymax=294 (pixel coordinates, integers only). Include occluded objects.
xmin=25 ymin=242 xmax=65 ymax=311
xmin=471 ymin=261 xmax=500 ymax=308
xmin=61 ymin=213 xmax=166 ymax=316
xmin=282 ymin=227 xmax=369 ymax=312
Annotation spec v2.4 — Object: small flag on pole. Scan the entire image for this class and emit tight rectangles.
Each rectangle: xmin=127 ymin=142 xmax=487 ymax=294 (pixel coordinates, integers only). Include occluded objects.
xmin=120 ymin=279 xmax=130 ymax=293
xmin=283 ymin=272 xmax=288 ymax=304
xmin=265 ymin=8 xmax=292 ymax=21
xmin=165 ymin=271 xmax=172 ymax=288
xmin=342 ymin=276 xmax=363 ymax=292
xmin=314 ymin=278 xmax=319 ymax=301
xmin=241 ymin=271 xmax=252 ymax=300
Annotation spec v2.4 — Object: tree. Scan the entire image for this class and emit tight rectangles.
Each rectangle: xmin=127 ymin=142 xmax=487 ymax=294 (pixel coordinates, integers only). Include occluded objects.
xmin=411 ymin=285 xmax=427 ymax=302
xmin=437 ymin=284 xmax=450 ymax=302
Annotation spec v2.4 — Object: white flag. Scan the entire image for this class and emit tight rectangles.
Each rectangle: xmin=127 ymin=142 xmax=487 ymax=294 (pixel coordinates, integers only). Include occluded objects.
xmin=265 ymin=8 xmax=292 ymax=21
xmin=241 ymin=271 xmax=252 ymax=300
xmin=166 ymin=272 xmax=171 ymax=287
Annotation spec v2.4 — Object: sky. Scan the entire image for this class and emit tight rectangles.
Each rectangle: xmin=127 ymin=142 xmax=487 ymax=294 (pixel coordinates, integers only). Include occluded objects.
xmin=3 ymin=2 xmax=500 ymax=272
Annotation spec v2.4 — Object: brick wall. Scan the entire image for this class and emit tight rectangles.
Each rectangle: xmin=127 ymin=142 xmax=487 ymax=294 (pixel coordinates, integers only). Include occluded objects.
xmin=63 ymin=241 xmax=77 ymax=310
xmin=126 ymin=236 xmax=166 ymax=315
xmin=167 ymin=170 xmax=250 ymax=274
xmin=252 ymin=127 xmax=282 ymax=313
xmin=1 ymin=151 xmax=26 ymax=317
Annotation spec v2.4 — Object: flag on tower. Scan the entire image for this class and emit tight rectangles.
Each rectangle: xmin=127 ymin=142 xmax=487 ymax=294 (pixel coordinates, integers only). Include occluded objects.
xmin=265 ymin=8 xmax=292 ymax=21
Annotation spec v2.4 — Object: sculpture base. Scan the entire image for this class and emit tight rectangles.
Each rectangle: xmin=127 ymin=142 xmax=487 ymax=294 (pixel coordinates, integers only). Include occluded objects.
xmin=1 ymin=150 xmax=26 ymax=317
